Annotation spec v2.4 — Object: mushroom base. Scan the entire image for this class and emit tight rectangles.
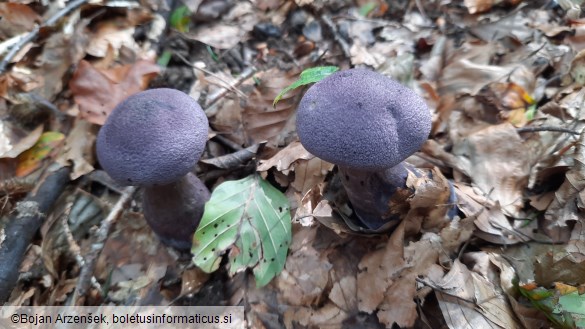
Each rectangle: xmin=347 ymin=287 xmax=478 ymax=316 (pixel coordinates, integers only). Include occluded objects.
xmin=143 ymin=172 xmax=211 ymax=251
xmin=339 ymin=163 xmax=423 ymax=230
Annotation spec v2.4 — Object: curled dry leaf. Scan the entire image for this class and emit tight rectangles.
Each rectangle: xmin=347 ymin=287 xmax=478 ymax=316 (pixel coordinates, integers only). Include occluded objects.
xmin=545 ymin=131 xmax=585 ymax=242
xmin=242 ymin=68 xmax=302 ymax=146
xmin=275 ymin=226 xmax=331 ymax=306
xmin=55 ymin=120 xmax=97 ymax=180
xmin=185 ymin=2 xmax=257 ymax=49
xmin=464 ymin=0 xmax=523 ymax=14
xmin=434 ymin=259 xmax=523 ymax=329
xmin=0 ymin=3 xmax=41 ymax=39
xmin=257 ymin=141 xmax=334 ymax=195
xmin=0 ymin=124 xmax=42 ymax=159
xmin=452 ymin=123 xmax=537 ymax=218
xmin=69 ymin=59 xmax=160 ymax=125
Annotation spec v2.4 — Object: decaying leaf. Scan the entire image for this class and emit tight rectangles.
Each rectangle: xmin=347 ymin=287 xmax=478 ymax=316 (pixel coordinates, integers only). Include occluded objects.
xmin=55 ymin=119 xmax=97 ymax=180
xmin=69 ymin=59 xmax=160 ymax=125
xmin=242 ymin=68 xmax=302 ymax=146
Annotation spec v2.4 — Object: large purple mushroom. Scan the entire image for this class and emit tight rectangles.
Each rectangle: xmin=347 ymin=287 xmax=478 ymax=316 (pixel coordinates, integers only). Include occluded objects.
xmin=296 ymin=69 xmax=434 ymax=229
xmin=96 ymin=88 xmax=210 ymax=250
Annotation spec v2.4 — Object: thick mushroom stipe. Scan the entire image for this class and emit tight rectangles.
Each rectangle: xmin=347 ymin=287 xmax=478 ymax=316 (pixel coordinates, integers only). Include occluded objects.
xmin=143 ymin=173 xmax=210 ymax=250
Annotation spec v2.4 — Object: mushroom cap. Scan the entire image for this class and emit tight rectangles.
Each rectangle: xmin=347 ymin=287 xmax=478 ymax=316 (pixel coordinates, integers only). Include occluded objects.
xmin=96 ymin=88 xmax=208 ymax=186
xmin=296 ymin=69 xmax=431 ymax=171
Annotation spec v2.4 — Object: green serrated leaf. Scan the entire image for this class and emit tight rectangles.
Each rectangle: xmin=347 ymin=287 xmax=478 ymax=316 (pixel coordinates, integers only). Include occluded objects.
xmin=273 ymin=66 xmax=339 ymax=107
xmin=192 ymin=175 xmax=292 ymax=287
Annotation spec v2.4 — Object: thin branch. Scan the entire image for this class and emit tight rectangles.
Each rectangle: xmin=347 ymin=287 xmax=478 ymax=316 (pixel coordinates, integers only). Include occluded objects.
xmin=0 ymin=0 xmax=89 ymax=74
xmin=0 ymin=166 xmax=71 ymax=303
xmin=516 ymin=126 xmax=581 ymax=135
xmin=204 ymin=66 xmax=257 ymax=108
xmin=174 ymin=52 xmax=248 ymax=99
xmin=70 ymin=186 xmax=137 ymax=305
xmin=321 ymin=15 xmax=351 ymax=59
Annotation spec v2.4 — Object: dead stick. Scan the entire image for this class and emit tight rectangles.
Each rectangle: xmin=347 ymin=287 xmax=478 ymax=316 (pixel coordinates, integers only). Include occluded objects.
xmin=71 ymin=186 xmax=137 ymax=305
xmin=0 ymin=166 xmax=71 ymax=303
xmin=0 ymin=0 xmax=89 ymax=74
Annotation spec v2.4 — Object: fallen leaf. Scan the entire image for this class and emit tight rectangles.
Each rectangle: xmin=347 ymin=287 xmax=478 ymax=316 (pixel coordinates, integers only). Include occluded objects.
xmin=69 ymin=59 xmax=160 ymax=125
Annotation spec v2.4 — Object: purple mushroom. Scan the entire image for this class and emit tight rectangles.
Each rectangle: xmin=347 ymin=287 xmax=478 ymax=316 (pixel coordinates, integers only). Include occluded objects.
xmin=96 ymin=88 xmax=210 ymax=250
xmin=296 ymin=69 xmax=435 ymax=229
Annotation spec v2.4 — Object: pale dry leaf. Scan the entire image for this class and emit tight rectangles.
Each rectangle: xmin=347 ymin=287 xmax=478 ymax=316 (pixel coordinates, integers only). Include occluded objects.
xmin=186 ymin=2 xmax=256 ymax=49
xmin=0 ymin=124 xmax=42 ymax=159
xmin=69 ymin=59 xmax=160 ymax=125
xmin=545 ymin=131 xmax=585 ymax=241
xmin=435 ymin=259 xmax=522 ymax=329
xmin=55 ymin=119 xmax=97 ymax=180
xmin=452 ymin=123 xmax=536 ymax=218
xmin=242 ymin=68 xmax=301 ymax=146
xmin=291 ymin=157 xmax=334 ymax=196
xmin=455 ymin=184 xmax=525 ymax=245
xmin=283 ymin=303 xmax=348 ymax=329
xmin=328 ymin=276 xmax=357 ymax=313
xmin=257 ymin=141 xmax=314 ymax=173
xmin=357 ymin=222 xmax=406 ymax=313
xmin=86 ymin=22 xmax=138 ymax=58
xmin=276 ymin=226 xmax=331 ymax=306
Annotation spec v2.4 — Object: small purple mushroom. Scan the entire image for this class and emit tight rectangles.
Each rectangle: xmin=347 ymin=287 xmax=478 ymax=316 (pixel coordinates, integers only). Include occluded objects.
xmin=96 ymin=88 xmax=210 ymax=250
xmin=296 ymin=69 xmax=434 ymax=229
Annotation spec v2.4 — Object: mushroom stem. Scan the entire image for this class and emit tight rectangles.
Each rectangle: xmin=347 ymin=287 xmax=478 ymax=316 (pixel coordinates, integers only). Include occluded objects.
xmin=338 ymin=163 xmax=424 ymax=229
xmin=142 ymin=172 xmax=211 ymax=250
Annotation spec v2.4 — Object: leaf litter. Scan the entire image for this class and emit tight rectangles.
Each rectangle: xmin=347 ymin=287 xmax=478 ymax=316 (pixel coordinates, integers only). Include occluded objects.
xmin=4 ymin=0 xmax=585 ymax=328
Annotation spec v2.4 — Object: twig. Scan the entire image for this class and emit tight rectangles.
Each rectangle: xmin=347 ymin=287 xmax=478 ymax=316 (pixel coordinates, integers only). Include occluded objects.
xmin=71 ymin=186 xmax=137 ymax=305
xmin=0 ymin=0 xmax=89 ymax=75
xmin=321 ymin=14 xmax=351 ymax=59
xmin=201 ymin=143 xmax=263 ymax=169
xmin=174 ymin=52 xmax=248 ymax=98
xmin=516 ymin=126 xmax=581 ymax=135
xmin=204 ymin=66 xmax=257 ymax=108
xmin=0 ymin=166 xmax=71 ymax=303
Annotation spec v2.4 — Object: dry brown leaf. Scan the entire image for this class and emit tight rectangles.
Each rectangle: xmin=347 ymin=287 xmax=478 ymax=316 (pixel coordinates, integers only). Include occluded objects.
xmin=455 ymin=184 xmax=526 ymax=244
xmin=258 ymin=141 xmax=333 ymax=195
xmin=0 ymin=124 xmax=42 ymax=159
xmin=55 ymin=119 xmax=97 ymax=180
xmin=0 ymin=3 xmax=41 ymax=39
xmin=452 ymin=123 xmax=535 ymax=218
xmin=464 ymin=0 xmax=523 ymax=14
xmin=275 ymin=226 xmax=331 ymax=306
xmin=283 ymin=303 xmax=348 ymax=329
xmin=545 ymin=131 xmax=585 ymax=243
xmin=357 ymin=222 xmax=406 ymax=313
xmin=69 ymin=59 xmax=160 ymax=125
xmin=180 ymin=267 xmax=210 ymax=296
xmin=185 ymin=2 xmax=256 ymax=49
xmin=242 ymin=68 xmax=301 ymax=146
xmin=86 ymin=21 xmax=138 ymax=58
xmin=434 ymin=259 xmax=522 ymax=329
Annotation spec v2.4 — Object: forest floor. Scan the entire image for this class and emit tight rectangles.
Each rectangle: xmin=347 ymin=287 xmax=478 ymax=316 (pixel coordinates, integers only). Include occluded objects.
xmin=1 ymin=0 xmax=585 ymax=328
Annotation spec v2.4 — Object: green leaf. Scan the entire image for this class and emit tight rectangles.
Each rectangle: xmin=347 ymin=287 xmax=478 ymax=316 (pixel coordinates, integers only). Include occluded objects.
xmin=170 ymin=5 xmax=191 ymax=32
xmin=273 ymin=66 xmax=339 ymax=107
xmin=192 ymin=174 xmax=292 ymax=287
xmin=359 ymin=2 xmax=378 ymax=16
xmin=558 ymin=292 xmax=585 ymax=327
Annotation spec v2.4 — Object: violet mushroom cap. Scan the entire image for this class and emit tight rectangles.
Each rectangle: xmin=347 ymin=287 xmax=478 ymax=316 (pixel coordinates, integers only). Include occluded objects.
xmin=296 ymin=69 xmax=432 ymax=229
xmin=96 ymin=88 xmax=210 ymax=250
